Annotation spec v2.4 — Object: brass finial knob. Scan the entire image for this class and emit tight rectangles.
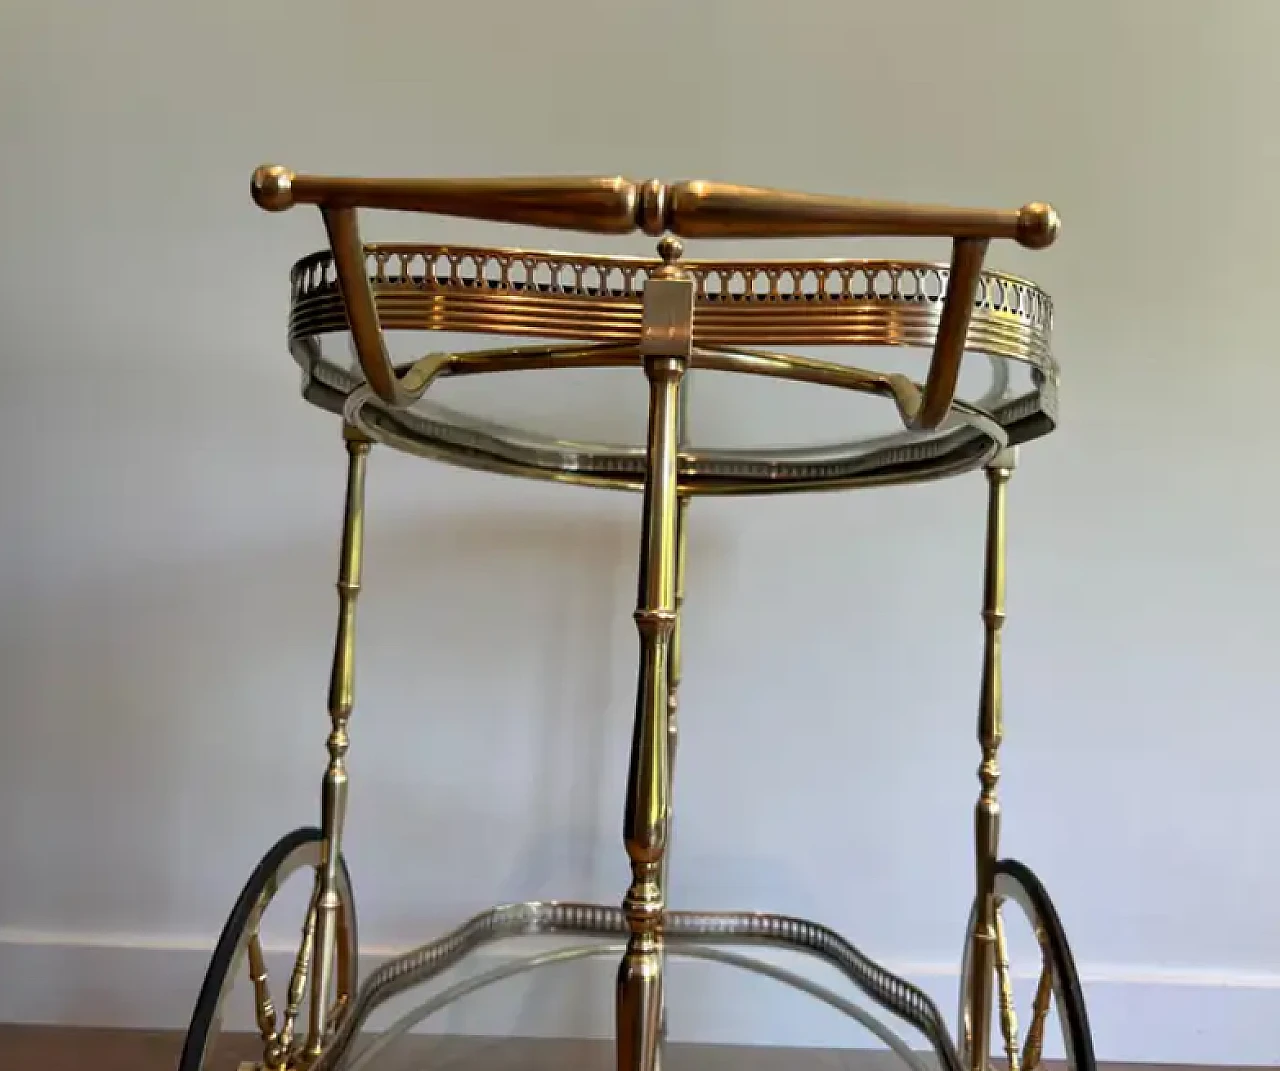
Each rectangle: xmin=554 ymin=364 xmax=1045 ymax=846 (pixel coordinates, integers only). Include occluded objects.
xmin=1016 ymin=202 xmax=1060 ymax=249
xmin=251 ymin=164 xmax=295 ymax=212
xmin=657 ymin=236 xmax=683 ymax=264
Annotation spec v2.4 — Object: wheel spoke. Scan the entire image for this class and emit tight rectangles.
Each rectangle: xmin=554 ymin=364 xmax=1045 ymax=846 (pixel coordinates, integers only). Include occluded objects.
xmin=993 ymin=909 xmax=1021 ymax=1071
xmin=246 ymin=932 xmax=280 ymax=1059
xmin=279 ymin=886 xmax=321 ymax=1056
xmin=1021 ymin=925 xmax=1055 ymax=1071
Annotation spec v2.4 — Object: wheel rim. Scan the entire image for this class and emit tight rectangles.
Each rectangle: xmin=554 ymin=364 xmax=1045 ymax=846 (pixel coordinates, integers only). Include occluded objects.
xmin=958 ymin=859 xmax=1095 ymax=1071
xmin=179 ymin=828 xmax=358 ymax=1071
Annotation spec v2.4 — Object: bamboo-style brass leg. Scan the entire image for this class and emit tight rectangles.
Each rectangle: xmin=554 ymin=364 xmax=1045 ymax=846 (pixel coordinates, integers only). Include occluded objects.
xmin=305 ymin=426 xmax=371 ymax=1059
xmin=655 ymin=493 xmax=688 ymax=1063
xmin=965 ymin=446 xmax=1015 ymax=1071
xmin=618 ymin=240 xmax=692 ymax=1071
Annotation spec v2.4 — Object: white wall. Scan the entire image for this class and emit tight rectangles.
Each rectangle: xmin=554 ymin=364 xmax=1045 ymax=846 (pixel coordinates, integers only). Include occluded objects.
xmin=2 ymin=0 xmax=1279 ymax=1064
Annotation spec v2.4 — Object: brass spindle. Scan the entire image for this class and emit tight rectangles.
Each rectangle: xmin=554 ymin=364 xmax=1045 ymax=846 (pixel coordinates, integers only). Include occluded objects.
xmin=967 ymin=447 xmax=1015 ymax=1071
xmin=277 ymin=894 xmax=319 ymax=1057
xmin=1022 ymin=928 xmax=1056 ymax=1071
xmin=618 ymin=239 xmax=692 ymax=1071
xmin=246 ymin=933 xmax=280 ymax=1065
xmin=305 ymin=428 xmax=371 ymax=1058
xmin=994 ymin=910 xmax=1022 ymax=1071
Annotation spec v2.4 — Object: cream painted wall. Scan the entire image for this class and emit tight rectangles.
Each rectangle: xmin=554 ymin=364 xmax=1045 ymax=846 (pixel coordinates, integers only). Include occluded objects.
xmin=1 ymin=1 xmax=1279 ymax=1064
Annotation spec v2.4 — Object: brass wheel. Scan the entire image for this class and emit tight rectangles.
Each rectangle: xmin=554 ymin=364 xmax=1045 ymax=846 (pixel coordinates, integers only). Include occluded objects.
xmin=959 ymin=859 xmax=1095 ymax=1071
xmin=179 ymin=827 xmax=358 ymax=1071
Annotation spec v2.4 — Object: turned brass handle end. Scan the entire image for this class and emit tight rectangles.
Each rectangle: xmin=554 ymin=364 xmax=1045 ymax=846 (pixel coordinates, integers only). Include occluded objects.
xmin=1016 ymin=202 xmax=1060 ymax=250
xmin=251 ymin=164 xmax=296 ymax=212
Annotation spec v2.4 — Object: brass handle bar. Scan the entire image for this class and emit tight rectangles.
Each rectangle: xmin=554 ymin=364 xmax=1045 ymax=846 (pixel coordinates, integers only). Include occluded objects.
xmin=252 ymin=166 xmax=1059 ymax=248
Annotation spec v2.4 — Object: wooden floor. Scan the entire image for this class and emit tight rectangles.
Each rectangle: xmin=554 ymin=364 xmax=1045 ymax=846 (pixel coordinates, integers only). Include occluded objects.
xmin=0 ymin=1028 xmax=919 ymax=1071
xmin=0 ymin=1025 xmax=1244 ymax=1071
xmin=2 ymin=1028 xmax=909 ymax=1071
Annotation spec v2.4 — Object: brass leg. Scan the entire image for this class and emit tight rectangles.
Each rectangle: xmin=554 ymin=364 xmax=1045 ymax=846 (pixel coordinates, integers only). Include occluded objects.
xmin=305 ymin=426 xmax=371 ymax=1059
xmin=655 ymin=493 xmax=688 ymax=1062
xmin=966 ymin=447 xmax=1015 ymax=1071
xmin=618 ymin=241 xmax=692 ymax=1071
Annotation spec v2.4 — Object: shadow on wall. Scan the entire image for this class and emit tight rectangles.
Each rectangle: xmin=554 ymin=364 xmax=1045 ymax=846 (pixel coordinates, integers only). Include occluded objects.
xmin=350 ymin=505 xmax=643 ymax=916
xmin=5 ymin=494 xmax=724 ymax=924
xmin=1 ymin=461 xmax=920 ymax=1036
xmin=327 ymin=507 xmax=826 ymax=1043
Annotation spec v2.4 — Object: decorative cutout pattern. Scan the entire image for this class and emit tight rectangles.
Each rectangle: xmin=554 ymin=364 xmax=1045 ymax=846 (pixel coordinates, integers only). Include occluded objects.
xmin=289 ymin=243 xmax=1053 ymax=334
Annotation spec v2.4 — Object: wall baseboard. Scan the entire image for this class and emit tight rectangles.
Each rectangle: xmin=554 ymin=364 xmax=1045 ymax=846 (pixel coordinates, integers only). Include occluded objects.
xmin=1 ymin=929 xmax=1275 ymax=1066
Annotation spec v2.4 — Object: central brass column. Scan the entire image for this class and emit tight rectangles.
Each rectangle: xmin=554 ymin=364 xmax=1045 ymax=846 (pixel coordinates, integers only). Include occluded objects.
xmin=618 ymin=238 xmax=693 ymax=1071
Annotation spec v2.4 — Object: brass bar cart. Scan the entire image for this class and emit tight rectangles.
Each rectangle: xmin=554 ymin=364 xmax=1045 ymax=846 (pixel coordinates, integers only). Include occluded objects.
xmin=179 ymin=167 xmax=1094 ymax=1071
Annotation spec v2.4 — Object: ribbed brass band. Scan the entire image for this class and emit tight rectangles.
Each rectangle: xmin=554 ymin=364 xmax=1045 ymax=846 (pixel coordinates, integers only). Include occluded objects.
xmin=288 ymin=244 xmax=1051 ymax=364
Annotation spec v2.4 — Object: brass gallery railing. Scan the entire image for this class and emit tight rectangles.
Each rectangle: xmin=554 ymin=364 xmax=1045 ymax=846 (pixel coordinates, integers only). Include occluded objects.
xmin=177 ymin=168 xmax=1095 ymax=1071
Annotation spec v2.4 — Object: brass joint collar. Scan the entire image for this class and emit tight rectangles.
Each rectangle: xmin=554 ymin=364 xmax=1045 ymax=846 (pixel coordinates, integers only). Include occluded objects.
xmin=633 ymin=609 xmax=678 ymax=636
